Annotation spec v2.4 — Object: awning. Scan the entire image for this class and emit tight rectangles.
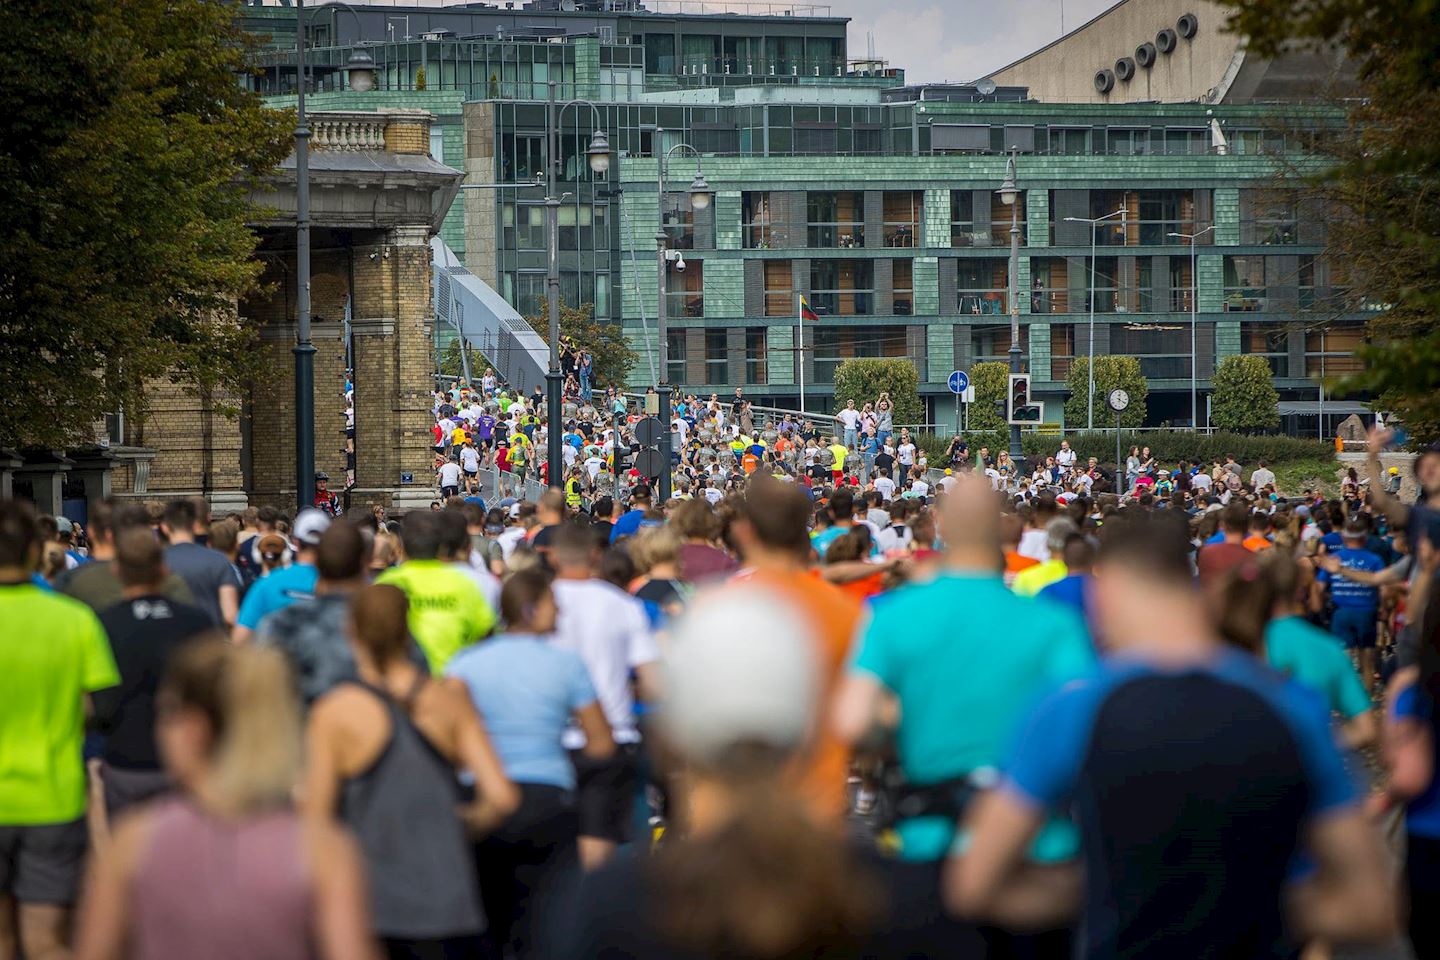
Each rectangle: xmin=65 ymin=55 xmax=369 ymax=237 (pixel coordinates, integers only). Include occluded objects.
xmin=1278 ymin=401 xmax=1371 ymax=416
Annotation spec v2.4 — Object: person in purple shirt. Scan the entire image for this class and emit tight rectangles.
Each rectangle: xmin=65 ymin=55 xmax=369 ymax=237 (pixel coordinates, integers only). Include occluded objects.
xmin=476 ymin=412 xmax=496 ymax=447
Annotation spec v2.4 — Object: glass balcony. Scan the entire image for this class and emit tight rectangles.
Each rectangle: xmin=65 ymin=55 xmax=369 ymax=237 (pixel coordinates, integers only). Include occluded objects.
xmin=807 ymin=223 xmax=865 ymax=249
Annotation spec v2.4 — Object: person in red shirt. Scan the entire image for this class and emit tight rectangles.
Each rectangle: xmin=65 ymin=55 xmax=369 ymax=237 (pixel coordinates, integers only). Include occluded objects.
xmin=1198 ymin=503 xmax=1254 ymax=586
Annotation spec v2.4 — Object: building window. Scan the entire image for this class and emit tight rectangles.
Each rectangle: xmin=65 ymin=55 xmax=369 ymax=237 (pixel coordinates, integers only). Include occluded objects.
xmin=1029 ymin=258 xmax=1071 ymax=314
xmin=812 ymin=325 xmax=909 ymax=383
xmin=951 ymin=192 xmax=979 ymax=247
xmin=743 ymin=191 xmax=787 ymax=248
xmin=988 ymin=191 xmax=1027 ymax=245
xmin=1163 ymin=127 xmax=1207 ymax=156
xmin=704 ymin=328 xmax=728 ymax=384
xmin=807 ymin=191 xmax=864 ymax=248
xmin=809 ymin=259 xmax=874 ymax=316
xmin=662 ymin=191 xmax=711 ymax=250
xmin=795 ymin=124 xmax=838 ymax=155
xmin=745 ymin=328 xmax=767 ymax=384
xmin=1111 ymin=325 xmax=1193 ymax=379
xmin=1223 ymin=256 xmax=1267 ymax=311
xmin=1242 ymin=321 xmax=1289 ymax=378
xmin=957 ymin=259 xmax=1009 ymax=316
xmin=1103 ymin=128 xmax=1151 ymax=156
xmin=764 ymin=260 xmax=793 ymax=317
xmin=667 ymin=259 xmax=703 ymax=318
xmin=970 ymin=324 xmax=1028 ymax=363
xmin=666 ymin=330 xmax=687 ymax=386
xmin=1080 ymin=190 xmax=1206 ymax=246
xmin=1305 ymin=324 xmax=1366 ymax=377
xmin=503 ymin=203 xmax=547 ymax=251
xmin=1050 ymin=324 xmax=1075 ymax=379
xmin=892 ymin=260 xmax=913 ymax=316
xmin=1046 ymin=127 xmax=1090 ymax=155
xmin=882 ymin=191 xmax=921 ymax=247
xmin=513 ymin=272 xmax=546 ymax=317
xmin=502 ymin=133 xmax=545 ymax=182
xmin=1240 ymin=189 xmax=1299 ymax=245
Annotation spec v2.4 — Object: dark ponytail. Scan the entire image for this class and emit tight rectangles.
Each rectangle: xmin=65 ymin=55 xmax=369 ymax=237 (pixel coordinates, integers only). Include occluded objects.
xmin=1215 ymin=552 xmax=1296 ymax=655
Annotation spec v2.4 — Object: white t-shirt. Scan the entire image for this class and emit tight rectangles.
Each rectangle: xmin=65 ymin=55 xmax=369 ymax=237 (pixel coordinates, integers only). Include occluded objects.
xmin=873 ymin=476 xmax=896 ymax=501
xmin=897 ymin=442 xmax=916 ymax=467
xmin=460 ymin=447 xmax=480 ymax=472
xmin=1251 ymin=468 xmax=1276 ymax=489
xmin=877 ymin=524 xmax=913 ymax=554
xmin=585 ymin=456 xmax=604 ymax=480
xmin=1018 ymin=528 xmax=1050 ymax=562
xmin=838 ymin=408 xmax=862 ymax=430
xmin=1192 ymin=472 xmax=1213 ymax=492
xmin=911 ymin=479 xmax=930 ymax=498
xmin=496 ymin=526 xmax=527 ymax=559
xmin=1056 ymin=448 xmax=1077 ymax=469
xmin=704 ymin=486 xmax=724 ymax=504
xmin=438 ymin=462 xmax=463 ymax=487
xmin=551 ymin=578 xmax=659 ymax=745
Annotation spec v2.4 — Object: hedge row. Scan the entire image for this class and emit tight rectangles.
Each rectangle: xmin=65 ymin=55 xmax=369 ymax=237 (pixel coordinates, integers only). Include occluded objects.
xmin=914 ymin=430 xmax=1333 ymax=469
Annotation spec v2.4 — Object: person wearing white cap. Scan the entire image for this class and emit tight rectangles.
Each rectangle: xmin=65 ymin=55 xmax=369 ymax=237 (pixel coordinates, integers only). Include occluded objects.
xmin=553 ymin=584 xmax=885 ymax=960
xmin=232 ymin=507 xmax=330 ymax=645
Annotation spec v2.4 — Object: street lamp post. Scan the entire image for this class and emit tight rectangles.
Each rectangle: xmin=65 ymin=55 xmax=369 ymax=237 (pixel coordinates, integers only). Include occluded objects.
xmin=997 ymin=149 xmax=1023 ymax=461
xmin=293 ymin=0 xmax=375 ymax=513
xmin=1169 ymin=225 xmax=1216 ymax=431
xmin=1064 ymin=208 xmax=1127 ymax=430
xmin=654 ymin=129 xmax=711 ymax=502
xmin=543 ymin=80 xmax=610 ymax=488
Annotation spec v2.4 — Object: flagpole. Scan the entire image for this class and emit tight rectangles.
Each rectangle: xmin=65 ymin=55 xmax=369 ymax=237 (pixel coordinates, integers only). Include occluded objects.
xmin=797 ymin=292 xmax=806 ymax=416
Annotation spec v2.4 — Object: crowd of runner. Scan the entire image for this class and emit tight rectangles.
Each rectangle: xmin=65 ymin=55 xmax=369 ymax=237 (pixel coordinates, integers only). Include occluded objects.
xmin=7 ymin=403 xmax=1440 ymax=958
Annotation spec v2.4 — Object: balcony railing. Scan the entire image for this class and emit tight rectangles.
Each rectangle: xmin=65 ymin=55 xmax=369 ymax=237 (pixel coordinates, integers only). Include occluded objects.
xmin=951 ymin=221 xmax=1027 ymax=247
xmin=1061 ymin=219 xmax=1213 ymax=247
xmin=1031 ymin=287 xmax=1160 ymax=315
xmin=1240 ymin=221 xmax=1299 ymax=245
xmin=1138 ymin=357 xmax=1194 ymax=379
xmin=809 ymin=290 xmax=874 ymax=316
xmin=665 ymin=291 xmax=704 ymax=318
xmin=882 ymin=222 xmax=918 ymax=247
xmin=808 ymin=223 xmax=865 ymax=248
xmin=959 ymin=290 xmax=1009 ymax=315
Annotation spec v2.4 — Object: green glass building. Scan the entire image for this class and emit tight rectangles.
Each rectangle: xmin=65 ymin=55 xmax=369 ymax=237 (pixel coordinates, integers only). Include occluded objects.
xmin=250 ymin=1 xmax=1365 ymax=428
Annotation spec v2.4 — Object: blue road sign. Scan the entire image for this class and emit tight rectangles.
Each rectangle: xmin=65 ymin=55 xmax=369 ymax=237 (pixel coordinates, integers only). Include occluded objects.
xmin=948 ymin=370 xmax=969 ymax=395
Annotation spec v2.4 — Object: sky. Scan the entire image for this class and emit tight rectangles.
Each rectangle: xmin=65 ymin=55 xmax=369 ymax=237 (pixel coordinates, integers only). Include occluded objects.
xmin=830 ymin=0 xmax=1122 ymax=84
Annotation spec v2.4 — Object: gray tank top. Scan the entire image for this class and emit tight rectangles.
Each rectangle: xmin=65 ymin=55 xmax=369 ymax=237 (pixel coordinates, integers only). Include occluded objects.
xmin=339 ymin=680 xmax=484 ymax=939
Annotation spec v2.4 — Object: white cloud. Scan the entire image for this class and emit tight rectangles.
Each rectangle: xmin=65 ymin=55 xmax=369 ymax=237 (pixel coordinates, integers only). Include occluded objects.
xmin=835 ymin=0 xmax=1121 ymax=83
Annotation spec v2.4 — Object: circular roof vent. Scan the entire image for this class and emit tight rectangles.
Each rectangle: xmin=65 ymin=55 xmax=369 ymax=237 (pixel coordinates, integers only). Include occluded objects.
xmin=1157 ymin=27 xmax=1179 ymax=53
xmin=1115 ymin=57 xmax=1136 ymax=82
xmin=1094 ymin=68 xmax=1115 ymax=94
xmin=1135 ymin=42 xmax=1157 ymax=68
xmin=1177 ymin=13 xmax=1199 ymax=39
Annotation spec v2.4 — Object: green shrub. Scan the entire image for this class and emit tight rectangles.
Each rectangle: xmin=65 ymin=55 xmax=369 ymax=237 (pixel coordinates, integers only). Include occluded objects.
xmin=832 ymin=358 xmax=923 ymax=426
xmin=967 ymin=362 xmax=1010 ymax=434
xmin=1064 ymin=356 xmax=1148 ymax=429
xmin=1015 ymin=431 xmax=1332 ymax=469
xmin=1211 ymin=355 xmax=1281 ymax=433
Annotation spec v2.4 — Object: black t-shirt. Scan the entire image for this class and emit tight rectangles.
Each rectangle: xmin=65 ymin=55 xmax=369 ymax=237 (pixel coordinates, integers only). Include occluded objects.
xmin=874 ymin=452 xmax=896 ymax=475
xmin=93 ymin=595 xmax=213 ymax=769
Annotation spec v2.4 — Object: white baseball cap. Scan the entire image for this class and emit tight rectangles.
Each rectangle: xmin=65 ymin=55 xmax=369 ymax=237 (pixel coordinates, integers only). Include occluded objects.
xmin=292 ymin=508 xmax=332 ymax=546
xmin=660 ymin=585 xmax=820 ymax=767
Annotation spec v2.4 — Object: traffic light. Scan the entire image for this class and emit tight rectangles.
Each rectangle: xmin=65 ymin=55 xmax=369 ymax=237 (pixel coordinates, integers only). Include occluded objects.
xmin=1007 ymin=374 xmax=1042 ymax=424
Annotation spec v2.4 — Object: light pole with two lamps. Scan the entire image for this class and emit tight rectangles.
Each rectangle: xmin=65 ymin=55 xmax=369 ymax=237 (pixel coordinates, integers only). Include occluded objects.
xmin=292 ymin=0 xmax=376 ymax=512
xmin=1169 ymin=225 xmax=1216 ymax=431
xmin=542 ymin=81 xmax=610 ymax=487
xmin=1063 ymin=207 xmax=1128 ymax=430
xmin=654 ymin=130 xmax=712 ymax=502
xmin=997 ymin=148 xmax=1024 ymax=462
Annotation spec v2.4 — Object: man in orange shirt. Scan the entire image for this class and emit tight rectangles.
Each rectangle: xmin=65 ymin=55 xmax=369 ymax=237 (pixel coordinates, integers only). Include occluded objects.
xmin=728 ymin=476 xmax=862 ymax=823
xmin=1243 ymin=511 xmax=1275 ymax=552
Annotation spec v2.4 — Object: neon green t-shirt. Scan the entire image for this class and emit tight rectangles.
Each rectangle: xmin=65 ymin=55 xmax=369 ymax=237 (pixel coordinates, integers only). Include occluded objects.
xmin=375 ymin=561 xmax=496 ymax=673
xmin=0 ymin=585 xmax=118 ymax=824
xmin=829 ymin=444 xmax=848 ymax=471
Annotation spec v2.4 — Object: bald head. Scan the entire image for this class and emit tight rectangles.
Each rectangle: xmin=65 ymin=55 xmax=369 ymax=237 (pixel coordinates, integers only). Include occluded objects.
xmin=939 ymin=473 xmax=1003 ymax=558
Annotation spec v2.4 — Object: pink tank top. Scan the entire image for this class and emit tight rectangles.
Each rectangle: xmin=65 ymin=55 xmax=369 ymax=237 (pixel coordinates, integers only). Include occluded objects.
xmin=129 ymin=798 xmax=315 ymax=960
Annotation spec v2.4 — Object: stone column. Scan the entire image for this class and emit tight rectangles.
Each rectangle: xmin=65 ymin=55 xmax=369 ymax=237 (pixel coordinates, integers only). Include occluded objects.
xmin=17 ymin=453 xmax=71 ymax=516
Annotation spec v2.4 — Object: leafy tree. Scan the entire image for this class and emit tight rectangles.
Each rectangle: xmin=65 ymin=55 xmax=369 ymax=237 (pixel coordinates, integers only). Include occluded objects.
xmin=0 ymin=0 xmax=292 ymax=447
xmin=438 ymin=339 xmax=488 ymax=380
xmin=1211 ymin=355 xmax=1281 ymax=433
xmin=1224 ymin=0 xmax=1440 ymax=443
xmin=1064 ymin=356 xmax=1148 ymax=429
xmin=524 ymin=300 xmax=637 ymax=389
xmin=967 ymin=361 xmax=1011 ymax=434
xmin=831 ymin=358 xmax=922 ymax=427
xmin=414 ymin=66 xmax=428 ymax=91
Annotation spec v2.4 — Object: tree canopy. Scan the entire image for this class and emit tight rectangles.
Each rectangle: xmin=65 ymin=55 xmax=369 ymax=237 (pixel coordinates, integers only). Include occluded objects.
xmin=1224 ymin=0 xmax=1440 ymax=443
xmin=1064 ymin=356 xmax=1148 ymax=429
xmin=524 ymin=301 xmax=637 ymax=389
xmin=0 ymin=0 xmax=291 ymax=448
xmin=831 ymin=358 xmax=923 ymax=426
xmin=1211 ymin=355 xmax=1282 ymax=433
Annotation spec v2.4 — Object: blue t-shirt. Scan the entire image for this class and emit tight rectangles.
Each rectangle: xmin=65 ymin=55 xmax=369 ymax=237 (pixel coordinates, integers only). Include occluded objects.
xmin=609 ymin=509 xmax=646 ymax=543
xmin=1393 ymin=683 xmax=1440 ymax=838
xmin=1037 ymin=574 xmax=1089 ymax=620
xmin=810 ymin=525 xmax=848 ymax=560
xmin=238 ymin=563 xmax=319 ymax=631
xmin=1321 ymin=531 xmax=1344 ymax=551
xmin=1002 ymin=650 xmax=1357 ymax=960
xmin=1317 ymin=547 xmax=1384 ymax=609
xmin=851 ymin=572 xmax=1095 ymax=861
xmin=446 ymin=634 xmax=597 ymax=789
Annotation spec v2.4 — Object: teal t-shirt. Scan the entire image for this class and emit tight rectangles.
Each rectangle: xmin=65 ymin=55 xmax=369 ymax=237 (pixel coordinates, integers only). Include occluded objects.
xmin=1265 ymin=615 xmax=1371 ymax=720
xmin=851 ymin=572 xmax=1095 ymax=861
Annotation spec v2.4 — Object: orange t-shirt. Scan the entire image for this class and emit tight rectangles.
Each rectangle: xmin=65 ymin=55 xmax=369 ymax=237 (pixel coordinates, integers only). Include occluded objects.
xmin=1243 ymin=535 xmax=1274 ymax=552
xmin=731 ymin=567 xmax=862 ymax=823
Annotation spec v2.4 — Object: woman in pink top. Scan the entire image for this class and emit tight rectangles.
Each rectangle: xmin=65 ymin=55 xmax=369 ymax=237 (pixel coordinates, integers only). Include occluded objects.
xmin=75 ymin=642 xmax=376 ymax=960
